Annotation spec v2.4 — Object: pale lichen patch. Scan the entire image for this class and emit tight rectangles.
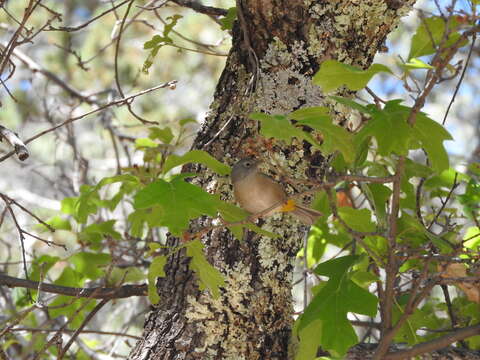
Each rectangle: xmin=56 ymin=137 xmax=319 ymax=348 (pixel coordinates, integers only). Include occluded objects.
xmin=185 ymin=263 xmax=254 ymax=358
xmin=255 ymin=40 xmax=325 ymax=115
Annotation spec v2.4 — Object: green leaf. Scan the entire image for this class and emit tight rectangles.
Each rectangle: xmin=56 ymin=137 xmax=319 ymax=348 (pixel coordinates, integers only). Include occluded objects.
xmin=250 ymin=112 xmax=308 ymax=145
xmin=54 ymin=266 xmax=82 ymax=287
xmin=134 ymin=176 xmax=222 ymax=235
xmin=147 ymin=255 xmax=167 ymax=304
xmin=110 ymin=266 xmax=146 ymax=284
xmin=135 ymin=137 xmax=158 ymax=148
xmin=351 ymin=270 xmax=379 ymax=287
xmin=401 ymin=58 xmax=434 ymax=70
xmin=95 ymin=174 xmax=139 ymax=190
xmin=314 ymin=255 xmax=358 ymax=278
xmin=424 ymin=168 xmax=468 ymax=189
xmin=330 ymin=96 xmax=376 ymax=115
xmin=458 ymin=178 xmax=480 ymax=219
xmin=409 ymin=16 xmax=463 ymax=59
xmin=404 ymin=158 xmax=434 ymax=179
xmin=41 ymin=215 xmax=71 ymax=231
xmin=69 ymin=252 xmax=111 ymax=280
xmin=185 ymin=240 xmax=225 ymax=298
xmin=143 ymin=15 xmax=183 ymax=73
xmin=79 ymin=220 xmax=122 ymax=248
xmin=289 ymin=107 xmax=331 ymax=121
xmin=338 ymin=207 xmax=376 ymax=233
xmin=362 ymin=183 xmax=391 ymax=227
xmin=179 ymin=117 xmax=197 ymax=126
xmin=148 ymin=126 xmax=174 ymax=144
xmin=220 ymin=7 xmax=237 ymax=30
xmin=289 ymin=108 xmax=355 ymax=163
xmin=464 ymin=227 xmax=480 ymax=250
xmin=61 ymin=176 xmax=138 ymax=223
xmin=355 ymin=100 xmax=413 ymax=157
xmin=344 ymin=280 xmax=378 ymax=316
xmin=243 ymin=223 xmax=279 ymax=238
xmin=163 ymin=150 xmax=230 ymax=175
xmin=295 ymin=319 xmax=323 ymax=360
xmin=29 ymin=255 xmax=60 ymax=281
xmin=49 ymin=295 xmax=96 ymax=328
xmin=313 ymin=60 xmax=391 ymax=92
xmin=298 ymin=224 xmax=328 ymax=268
xmin=412 ymin=113 xmax=453 ymax=173
xmin=300 ymin=256 xmax=378 ymax=356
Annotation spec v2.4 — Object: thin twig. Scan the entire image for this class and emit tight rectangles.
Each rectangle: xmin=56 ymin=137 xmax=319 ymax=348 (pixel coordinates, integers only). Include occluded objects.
xmin=0 ymin=81 xmax=176 ymax=163
xmin=58 ymin=299 xmax=110 ymax=359
xmin=114 ymin=0 xmax=155 ymax=124
xmin=442 ymin=31 xmax=476 ymax=124
xmin=47 ymin=0 xmax=131 ymax=32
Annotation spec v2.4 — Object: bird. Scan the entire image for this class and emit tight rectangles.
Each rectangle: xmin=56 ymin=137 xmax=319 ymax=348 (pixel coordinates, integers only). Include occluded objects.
xmin=231 ymin=158 xmax=322 ymax=225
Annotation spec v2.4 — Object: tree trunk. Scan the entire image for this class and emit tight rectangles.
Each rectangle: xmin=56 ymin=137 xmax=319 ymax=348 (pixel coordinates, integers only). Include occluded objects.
xmin=128 ymin=1 xmax=416 ymax=359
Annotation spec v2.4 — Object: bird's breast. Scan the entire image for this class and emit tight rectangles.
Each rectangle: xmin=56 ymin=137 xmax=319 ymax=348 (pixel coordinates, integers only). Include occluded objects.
xmin=233 ymin=173 xmax=286 ymax=215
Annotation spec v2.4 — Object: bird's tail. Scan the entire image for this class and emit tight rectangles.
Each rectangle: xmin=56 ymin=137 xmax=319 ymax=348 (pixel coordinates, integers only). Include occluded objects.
xmin=292 ymin=205 xmax=323 ymax=226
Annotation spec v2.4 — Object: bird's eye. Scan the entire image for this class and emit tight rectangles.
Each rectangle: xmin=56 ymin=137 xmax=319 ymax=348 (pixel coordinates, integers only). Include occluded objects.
xmin=244 ymin=161 xmax=251 ymax=167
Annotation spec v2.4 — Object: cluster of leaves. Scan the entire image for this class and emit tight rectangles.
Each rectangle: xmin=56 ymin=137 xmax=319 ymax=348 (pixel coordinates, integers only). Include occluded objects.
xmin=26 ymin=118 xmax=284 ymax=318
xmin=265 ymin=15 xmax=479 ymax=359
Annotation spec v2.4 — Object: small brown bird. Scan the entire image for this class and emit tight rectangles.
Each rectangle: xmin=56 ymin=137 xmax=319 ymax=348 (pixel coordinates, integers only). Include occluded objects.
xmin=231 ymin=158 xmax=322 ymax=225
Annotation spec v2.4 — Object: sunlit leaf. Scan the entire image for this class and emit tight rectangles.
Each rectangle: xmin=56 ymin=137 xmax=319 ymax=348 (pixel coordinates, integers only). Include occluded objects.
xmin=313 ymin=60 xmax=391 ymax=92
xmin=163 ymin=150 xmax=230 ymax=175
xmin=409 ymin=16 xmax=464 ymax=59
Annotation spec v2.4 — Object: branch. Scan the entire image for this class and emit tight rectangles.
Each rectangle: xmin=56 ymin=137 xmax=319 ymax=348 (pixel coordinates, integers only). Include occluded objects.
xmin=384 ymin=323 xmax=480 ymax=360
xmin=9 ymin=327 xmax=141 ymax=340
xmin=0 ymin=125 xmax=29 ymax=160
xmin=170 ymin=0 xmax=228 ymax=17
xmin=0 ymin=274 xmax=147 ymax=299
xmin=59 ymin=298 xmax=109 ymax=358
xmin=0 ymin=81 xmax=177 ymax=163
xmin=114 ymin=0 xmax=156 ymax=124
xmin=46 ymin=0 xmax=131 ymax=32
xmin=2 ymin=43 xmax=94 ymax=103
xmin=407 ymin=23 xmax=480 ymax=126
xmin=380 ymin=156 xmax=405 ymax=335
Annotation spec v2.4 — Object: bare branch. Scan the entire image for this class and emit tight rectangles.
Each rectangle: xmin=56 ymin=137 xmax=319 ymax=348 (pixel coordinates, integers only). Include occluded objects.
xmin=46 ymin=0 xmax=131 ymax=32
xmin=170 ymin=0 xmax=228 ymax=17
xmin=384 ymin=323 xmax=480 ymax=360
xmin=2 ymin=44 xmax=94 ymax=103
xmin=0 ymin=81 xmax=177 ymax=163
xmin=9 ymin=327 xmax=141 ymax=340
xmin=0 ymin=273 xmax=147 ymax=299
xmin=58 ymin=298 xmax=109 ymax=358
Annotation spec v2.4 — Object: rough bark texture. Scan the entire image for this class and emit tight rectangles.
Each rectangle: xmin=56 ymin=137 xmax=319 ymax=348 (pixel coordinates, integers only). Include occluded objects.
xmin=128 ymin=1 xmax=416 ymax=359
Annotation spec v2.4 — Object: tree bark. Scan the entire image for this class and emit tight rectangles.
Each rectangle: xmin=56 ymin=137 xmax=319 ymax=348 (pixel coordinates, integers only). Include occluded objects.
xmin=128 ymin=1 xmax=416 ymax=359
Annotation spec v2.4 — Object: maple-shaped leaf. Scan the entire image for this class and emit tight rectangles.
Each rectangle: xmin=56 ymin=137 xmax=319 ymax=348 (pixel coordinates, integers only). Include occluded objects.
xmin=133 ymin=175 xmax=221 ymax=236
xmin=356 ymin=100 xmax=414 ymax=157
xmin=298 ymin=255 xmax=378 ymax=356
xmin=289 ymin=107 xmax=355 ymax=163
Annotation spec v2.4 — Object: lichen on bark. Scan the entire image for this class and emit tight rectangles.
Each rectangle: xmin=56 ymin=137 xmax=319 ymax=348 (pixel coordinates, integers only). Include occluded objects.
xmin=128 ymin=1 xmax=416 ymax=359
